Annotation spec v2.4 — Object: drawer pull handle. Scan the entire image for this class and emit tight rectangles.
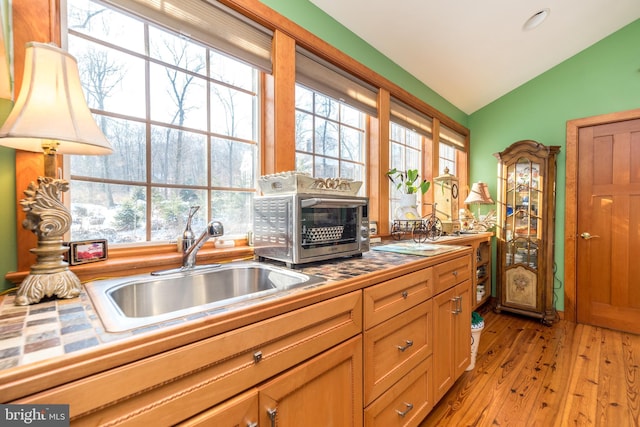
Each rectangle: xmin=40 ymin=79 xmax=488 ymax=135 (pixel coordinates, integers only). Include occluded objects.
xmin=396 ymin=402 xmax=414 ymax=417
xmin=253 ymin=351 xmax=263 ymax=364
xmin=247 ymin=423 xmax=258 ymax=427
xmin=397 ymin=340 xmax=413 ymax=352
xmin=401 ymin=290 xmax=409 ymax=299
xmin=452 ymin=270 xmax=458 ymax=276
xmin=451 ymin=296 xmax=462 ymax=314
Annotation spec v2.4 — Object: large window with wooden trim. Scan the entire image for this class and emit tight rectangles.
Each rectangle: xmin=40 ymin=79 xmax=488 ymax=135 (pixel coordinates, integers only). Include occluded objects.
xmin=8 ymin=0 xmax=471 ymax=280
xmin=65 ymin=0 xmax=269 ymax=243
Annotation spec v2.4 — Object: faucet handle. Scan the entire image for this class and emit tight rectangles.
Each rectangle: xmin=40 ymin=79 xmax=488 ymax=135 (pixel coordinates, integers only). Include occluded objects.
xmin=207 ymin=220 xmax=224 ymax=237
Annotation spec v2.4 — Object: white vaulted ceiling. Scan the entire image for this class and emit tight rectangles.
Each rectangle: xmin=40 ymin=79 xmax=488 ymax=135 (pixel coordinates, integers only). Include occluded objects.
xmin=309 ymin=0 xmax=640 ymax=114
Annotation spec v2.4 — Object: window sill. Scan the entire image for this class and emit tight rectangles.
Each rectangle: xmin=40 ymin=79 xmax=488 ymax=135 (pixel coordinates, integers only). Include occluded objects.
xmin=5 ymin=242 xmax=254 ymax=286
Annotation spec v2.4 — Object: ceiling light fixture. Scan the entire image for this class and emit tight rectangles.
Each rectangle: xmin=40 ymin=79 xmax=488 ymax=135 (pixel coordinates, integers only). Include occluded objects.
xmin=523 ymin=8 xmax=550 ymax=31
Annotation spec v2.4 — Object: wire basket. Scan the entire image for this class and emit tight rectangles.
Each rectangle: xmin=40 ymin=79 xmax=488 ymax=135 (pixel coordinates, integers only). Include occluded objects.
xmin=303 ymin=226 xmax=345 ymax=243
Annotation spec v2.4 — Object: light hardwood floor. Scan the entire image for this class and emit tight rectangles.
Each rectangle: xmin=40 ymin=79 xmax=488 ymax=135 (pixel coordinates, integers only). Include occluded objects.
xmin=420 ymin=305 xmax=640 ymax=427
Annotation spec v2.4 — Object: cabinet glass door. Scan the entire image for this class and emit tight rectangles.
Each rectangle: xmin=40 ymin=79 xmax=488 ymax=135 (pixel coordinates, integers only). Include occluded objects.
xmin=503 ymin=157 xmax=541 ymax=309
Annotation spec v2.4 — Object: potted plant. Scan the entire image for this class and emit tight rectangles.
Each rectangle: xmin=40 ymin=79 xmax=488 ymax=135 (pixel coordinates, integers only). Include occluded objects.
xmin=387 ymin=168 xmax=430 ymax=206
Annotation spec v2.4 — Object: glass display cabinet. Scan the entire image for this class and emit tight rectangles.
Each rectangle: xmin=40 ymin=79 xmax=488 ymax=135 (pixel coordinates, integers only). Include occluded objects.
xmin=494 ymin=140 xmax=560 ymax=325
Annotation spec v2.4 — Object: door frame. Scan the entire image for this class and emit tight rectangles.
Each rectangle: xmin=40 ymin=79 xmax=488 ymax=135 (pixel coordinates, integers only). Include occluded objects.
xmin=564 ymin=107 xmax=640 ymax=322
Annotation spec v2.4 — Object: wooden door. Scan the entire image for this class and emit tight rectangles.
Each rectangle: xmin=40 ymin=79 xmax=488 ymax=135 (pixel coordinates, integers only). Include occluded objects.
xmin=258 ymin=336 xmax=363 ymax=427
xmin=576 ymin=118 xmax=640 ymax=334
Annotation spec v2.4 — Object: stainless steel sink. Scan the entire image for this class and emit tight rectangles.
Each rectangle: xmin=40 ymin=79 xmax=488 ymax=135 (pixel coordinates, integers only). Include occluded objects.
xmin=85 ymin=262 xmax=326 ymax=332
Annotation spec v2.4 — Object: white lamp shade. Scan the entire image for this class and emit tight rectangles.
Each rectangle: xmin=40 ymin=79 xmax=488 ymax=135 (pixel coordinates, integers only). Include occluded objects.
xmin=464 ymin=182 xmax=494 ymax=205
xmin=0 ymin=42 xmax=112 ymax=155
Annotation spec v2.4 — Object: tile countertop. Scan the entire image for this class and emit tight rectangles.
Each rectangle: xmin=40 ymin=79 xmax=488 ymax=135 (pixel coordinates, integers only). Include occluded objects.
xmin=0 ymin=241 xmax=473 ymax=372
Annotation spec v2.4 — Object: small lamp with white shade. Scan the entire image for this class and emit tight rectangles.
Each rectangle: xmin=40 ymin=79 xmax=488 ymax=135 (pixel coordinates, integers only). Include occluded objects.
xmin=0 ymin=42 xmax=112 ymax=305
xmin=463 ymin=181 xmax=496 ymax=231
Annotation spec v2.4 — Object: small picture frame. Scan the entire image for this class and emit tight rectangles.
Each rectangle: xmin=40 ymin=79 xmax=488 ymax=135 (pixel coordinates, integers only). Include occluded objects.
xmin=69 ymin=239 xmax=108 ymax=265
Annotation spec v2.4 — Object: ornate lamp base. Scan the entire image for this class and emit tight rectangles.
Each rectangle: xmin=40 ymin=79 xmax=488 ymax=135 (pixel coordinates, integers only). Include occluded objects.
xmin=15 ymin=176 xmax=81 ymax=306
xmin=15 ymin=270 xmax=81 ymax=306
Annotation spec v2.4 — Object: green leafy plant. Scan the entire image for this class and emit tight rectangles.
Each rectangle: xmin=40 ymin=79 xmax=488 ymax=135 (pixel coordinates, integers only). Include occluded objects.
xmin=386 ymin=168 xmax=431 ymax=195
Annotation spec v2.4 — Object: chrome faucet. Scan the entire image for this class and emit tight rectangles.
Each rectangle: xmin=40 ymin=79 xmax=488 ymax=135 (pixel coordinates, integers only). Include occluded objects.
xmin=182 ymin=220 xmax=224 ymax=269
xmin=179 ymin=206 xmax=200 ymax=254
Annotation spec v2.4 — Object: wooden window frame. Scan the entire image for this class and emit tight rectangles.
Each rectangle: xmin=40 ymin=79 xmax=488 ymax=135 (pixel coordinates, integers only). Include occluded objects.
xmin=9 ymin=0 xmax=469 ymax=284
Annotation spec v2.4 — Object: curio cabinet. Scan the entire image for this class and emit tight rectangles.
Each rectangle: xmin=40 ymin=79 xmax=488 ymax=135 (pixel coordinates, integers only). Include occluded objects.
xmin=494 ymin=140 xmax=560 ymax=325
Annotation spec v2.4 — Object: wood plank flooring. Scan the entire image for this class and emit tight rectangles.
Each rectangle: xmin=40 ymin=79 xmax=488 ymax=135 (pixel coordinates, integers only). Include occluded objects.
xmin=420 ymin=306 xmax=640 ymax=426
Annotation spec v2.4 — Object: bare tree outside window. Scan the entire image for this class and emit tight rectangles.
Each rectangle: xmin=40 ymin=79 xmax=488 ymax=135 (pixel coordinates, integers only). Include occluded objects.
xmin=294 ymin=84 xmax=366 ymax=185
xmin=66 ymin=0 xmax=259 ymax=244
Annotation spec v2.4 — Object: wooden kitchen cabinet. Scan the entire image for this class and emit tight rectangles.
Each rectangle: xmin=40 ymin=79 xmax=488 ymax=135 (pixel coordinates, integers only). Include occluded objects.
xmin=494 ymin=140 xmax=560 ymax=325
xmin=177 ymin=389 xmax=259 ymax=427
xmin=364 ymin=355 xmax=433 ymax=427
xmin=258 ymin=336 xmax=363 ymax=427
xmin=432 ymin=263 xmax=471 ymax=402
xmin=16 ymin=291 xmax=362 ymax=425
xmin=4 ymin=249 xmax=480 ymax=426
xmin=362 ymin=263 xmax=436 ymax=426
xmin=474 ymin=237 xmax=491 ymax=307
xmin=436 ymin=232 xmax=493 ymax=310
xmin=184 ymin=336 xmax=363 ymax=427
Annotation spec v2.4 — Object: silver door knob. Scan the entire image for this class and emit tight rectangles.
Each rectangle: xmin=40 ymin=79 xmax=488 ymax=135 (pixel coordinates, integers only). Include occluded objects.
xmin=580 ymin=232 xmax=600 ymax=240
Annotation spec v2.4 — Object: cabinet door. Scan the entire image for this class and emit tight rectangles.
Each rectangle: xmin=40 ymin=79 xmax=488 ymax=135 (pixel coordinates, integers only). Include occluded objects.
xmin=432 ymin=287 xmax=456 ymax=401
xmin=453 ymin=280 xmax=471 ymax=378
xmin=432 ymin=280 xmax=471 ymax=402
xmin=502 ymin=156 xmax=542 ymax=312
xmin=259 ymin=336 xmax=363 ymax=427
xmin=177 ymin=389 xmax=258 ymax=427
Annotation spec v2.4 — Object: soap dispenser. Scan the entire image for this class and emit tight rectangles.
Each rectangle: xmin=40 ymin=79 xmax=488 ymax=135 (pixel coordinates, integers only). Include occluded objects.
xmin=178 ymin=205 xmax=200 ymax=253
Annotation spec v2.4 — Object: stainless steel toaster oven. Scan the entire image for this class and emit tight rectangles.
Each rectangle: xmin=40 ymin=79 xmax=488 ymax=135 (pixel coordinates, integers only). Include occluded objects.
xmin=253 ymin=194 xmax=369 ymax=267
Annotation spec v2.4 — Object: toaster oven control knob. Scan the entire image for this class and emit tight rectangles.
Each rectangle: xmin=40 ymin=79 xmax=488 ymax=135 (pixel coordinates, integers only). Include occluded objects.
xmin=361 ymin=226 xmax=369 ymax=239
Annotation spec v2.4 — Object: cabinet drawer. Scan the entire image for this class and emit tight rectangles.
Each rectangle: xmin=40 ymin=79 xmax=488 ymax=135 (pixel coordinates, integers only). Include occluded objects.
xmin=433 ymin=255 xmax=471 ymax=295
xmin=363 ymin=267 xmax=433 ymax=330
xmin=363 ymin=300 xmax=433 ymax=405
xmin=18 ymin=291 xmax=362 ymax=426
xmin=364 ymin=355 xmax=432 ymax=427
xmin=177 ymin=388 xmax=258 ymax=427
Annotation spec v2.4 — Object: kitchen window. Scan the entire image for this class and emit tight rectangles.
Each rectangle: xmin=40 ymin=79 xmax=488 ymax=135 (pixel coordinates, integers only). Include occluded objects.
xmin=439 ymin=124 xmax=465 ymax=176
xmin=294 ymin=49 xmax=376 ymax=188
xmin=389 ymin=98 xmax=434 ymax=220
xmin=65 ymin=0 xmax=269 ymax=244
xmin=294 ymin=84 xmax=366 ymax=182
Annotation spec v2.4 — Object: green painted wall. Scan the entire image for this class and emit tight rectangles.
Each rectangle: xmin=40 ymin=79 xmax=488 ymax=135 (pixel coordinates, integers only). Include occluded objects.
xmin=468 ymin=19 xmax=640 ymax=310
xmin=0 ymin=128 xmax=16 ymax=293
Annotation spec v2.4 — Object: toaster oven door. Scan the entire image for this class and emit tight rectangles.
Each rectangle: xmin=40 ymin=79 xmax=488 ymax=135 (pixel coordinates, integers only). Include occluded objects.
xmin=297 ymin=197 xmax=368 ymax=261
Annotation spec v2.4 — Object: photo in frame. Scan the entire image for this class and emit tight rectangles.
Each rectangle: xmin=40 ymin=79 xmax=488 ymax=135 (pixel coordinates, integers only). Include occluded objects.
xmin=68 ymin=239 xmax=108 ymax=265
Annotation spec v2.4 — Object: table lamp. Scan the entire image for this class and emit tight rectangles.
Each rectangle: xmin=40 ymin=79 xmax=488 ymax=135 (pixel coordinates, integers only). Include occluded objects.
xmin=0 ymin=42 xmax=113 ymax=305
xmin=464 ymin=181 xmax=495 ymax=231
